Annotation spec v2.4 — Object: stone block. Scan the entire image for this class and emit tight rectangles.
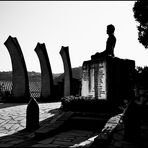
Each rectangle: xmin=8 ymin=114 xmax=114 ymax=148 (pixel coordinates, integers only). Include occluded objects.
xmin=52 ymin=140 xmax=73 ymax=146
xmin=38 ymin=137 xmax=54 ymax=144
xmin=81 ymin=56 xmax=135 ymax=106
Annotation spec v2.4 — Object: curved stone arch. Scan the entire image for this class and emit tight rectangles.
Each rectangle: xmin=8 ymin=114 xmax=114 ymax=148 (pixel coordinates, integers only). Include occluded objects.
xmin=34 ymin=43 xmax=54 ymax=101
xmin=4 ymin=36 xmax=30 ymax=102
xmin=60 ymin=46 xmax=72 ymax=96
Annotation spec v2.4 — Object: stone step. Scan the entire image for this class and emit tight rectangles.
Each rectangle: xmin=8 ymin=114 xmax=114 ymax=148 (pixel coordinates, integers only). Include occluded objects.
xmin=67 ymin=115 xmax=110 ymax=131
xmin=74 ymin=112 xmax=113 ymax=117
xmin=35 ymin=111 xmax=74 ymax=139
xmin=91 ymin=113 xmax=123 ymax=147
xmin=70 ymin=116 xmax=109 ymax=122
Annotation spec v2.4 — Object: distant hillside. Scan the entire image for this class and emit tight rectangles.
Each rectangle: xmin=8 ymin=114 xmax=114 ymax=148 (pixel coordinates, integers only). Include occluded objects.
xmin=0 ymin=71 xmax=12 ymax=81
xmin=0 ymin=66 xmax=82 ymax=83
xmin=54 ymin=66 xmax=82 ymax=84
xmin=0 ymin=71 xmax=59 ymax=82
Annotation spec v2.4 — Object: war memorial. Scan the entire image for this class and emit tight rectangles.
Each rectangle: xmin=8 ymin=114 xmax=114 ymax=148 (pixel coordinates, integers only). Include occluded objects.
xmin=0 ymin=25 xmax=142 ymax=147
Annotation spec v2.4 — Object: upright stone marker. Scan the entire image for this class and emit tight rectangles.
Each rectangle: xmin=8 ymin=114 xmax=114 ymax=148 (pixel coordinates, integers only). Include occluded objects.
xmin=60 ymin=46 xmax=72 ymax=96
xmin=26 ymin=97 xmax=39 ymax=131
xmin=35 ymin=43 xmax=54 ymax=101
xmin=4 ymin=36 xmax=30 ymax=102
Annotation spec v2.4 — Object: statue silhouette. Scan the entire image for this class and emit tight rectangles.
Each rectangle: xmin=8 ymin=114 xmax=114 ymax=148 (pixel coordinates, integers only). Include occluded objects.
xmin=91 ymin=24 xmax=116 ymax=59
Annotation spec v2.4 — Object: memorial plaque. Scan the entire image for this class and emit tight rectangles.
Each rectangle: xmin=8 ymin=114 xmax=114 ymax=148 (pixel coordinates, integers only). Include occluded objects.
xmin=89 ymin=64 xmax=95 ymax=97
xmin=81 ymin=65 xmax=90 ymax=97
xmin=81 ymin=55 xmax=135 ymax=105
xmin=81 ymin=60 xmax=106 ymax=99
xmin=97 ymin=61 xmax=106 ymax=99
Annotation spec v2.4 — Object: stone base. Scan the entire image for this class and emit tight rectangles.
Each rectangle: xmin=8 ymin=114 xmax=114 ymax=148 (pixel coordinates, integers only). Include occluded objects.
xmin=91 ymin=52 xmax=114 ymax=60
xmin=81 ymin=56 xmax=135 ymax=106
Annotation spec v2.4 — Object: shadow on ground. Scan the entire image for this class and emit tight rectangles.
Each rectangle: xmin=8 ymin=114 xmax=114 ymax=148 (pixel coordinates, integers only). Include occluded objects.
xmin=0 ymin=103 xmax=27 ymax=109
xmin=0 ymin=108 xmax=60 ymax=147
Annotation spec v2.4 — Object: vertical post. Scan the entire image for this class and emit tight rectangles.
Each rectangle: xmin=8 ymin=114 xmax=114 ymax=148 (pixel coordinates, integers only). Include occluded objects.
xmin=26 ymin=97 xmax=40 ymax=131
xmin=4 ymin=36 xmax=30 ymax=102
xmin=34 ymin=43 xmax=54 ymax=102
xmin=60 ymin=46 xmax=72 ymax=96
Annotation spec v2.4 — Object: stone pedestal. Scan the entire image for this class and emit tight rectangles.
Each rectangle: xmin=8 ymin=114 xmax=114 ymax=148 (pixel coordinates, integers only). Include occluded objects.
xmin=81 ymin=58 xmax=107 ymax=99
xmin=81 ymin=56 xmax=135 ymax=106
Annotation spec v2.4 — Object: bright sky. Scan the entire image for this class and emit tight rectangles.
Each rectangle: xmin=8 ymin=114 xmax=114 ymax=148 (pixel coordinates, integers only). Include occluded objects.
xmin=0 ymin=1 xmax=147 ymax=74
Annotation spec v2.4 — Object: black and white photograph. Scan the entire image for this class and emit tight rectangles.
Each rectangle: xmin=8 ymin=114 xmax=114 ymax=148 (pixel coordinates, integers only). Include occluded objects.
xmin=0 ymin=1 xmax=147 ymax=147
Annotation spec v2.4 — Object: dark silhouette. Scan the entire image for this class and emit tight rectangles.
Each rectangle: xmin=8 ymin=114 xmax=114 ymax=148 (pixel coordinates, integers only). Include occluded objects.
xmin=26 ymin=97 xmax=40 ymax=131
xmin=133 ymin=0 xmax=148 ymax=48
xmin=91 ymin=24 xmax=116 ymax=59
xmin=123 ymin=91 xmax=142 ymax=142
xmin=4 ymin=36 xmax=30 ymax=102
xmin=35 ymin=43 xmax=54 ymax=102
xmin=60 ymin=46 xmax=72 ymax=96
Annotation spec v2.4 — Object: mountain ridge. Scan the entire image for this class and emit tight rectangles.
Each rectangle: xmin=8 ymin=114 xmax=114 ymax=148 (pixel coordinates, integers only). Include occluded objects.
xmin=0 ymin=66 xmax=82 ymax=83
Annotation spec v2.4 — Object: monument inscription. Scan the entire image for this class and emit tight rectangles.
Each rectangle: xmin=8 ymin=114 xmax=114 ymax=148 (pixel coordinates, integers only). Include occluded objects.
xmin=81 ymin=56 xmax=135 ymax=106
xmin=81 ymin=60 xmax=107 ymax=99
xmin=97 ymin=61 xmax=106 ymax=99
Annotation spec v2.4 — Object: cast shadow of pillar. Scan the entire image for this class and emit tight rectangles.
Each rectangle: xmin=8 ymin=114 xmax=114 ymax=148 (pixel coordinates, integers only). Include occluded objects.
xmin=4 ymin=36 xmax=30 ymax=102
xmin=60 ymin=46 xmax=72 ymax=96
xmin=35 ymin=43 xmax=54 ymax=102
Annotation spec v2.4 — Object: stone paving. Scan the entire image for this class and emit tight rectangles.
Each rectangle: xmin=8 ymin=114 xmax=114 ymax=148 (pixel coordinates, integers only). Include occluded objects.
xmin=0 ymin=102 xmax=61 ymax=137
xmin=32 ymin=130 xmax=98 ymax=148
xmin=0 ymin=102 xmax=148 ymax=147
xmin=0 ymin=102 xmax=116 ymax=147
xmin=0 ymin=102 xmax=99 ymax=148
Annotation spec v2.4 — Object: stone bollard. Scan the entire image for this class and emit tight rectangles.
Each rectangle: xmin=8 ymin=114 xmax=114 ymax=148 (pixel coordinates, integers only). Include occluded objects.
xmin=26 ymin=97 xmax=40 ymax=131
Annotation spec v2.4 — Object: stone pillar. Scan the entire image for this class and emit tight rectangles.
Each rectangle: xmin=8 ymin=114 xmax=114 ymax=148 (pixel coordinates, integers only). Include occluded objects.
xmin=4 ymin=36 xmax=30 ymax=102
xmin=34 ymin=43 xmax=54 ymax=101
xmin=60 ymin=46 xmax=72 ymax=96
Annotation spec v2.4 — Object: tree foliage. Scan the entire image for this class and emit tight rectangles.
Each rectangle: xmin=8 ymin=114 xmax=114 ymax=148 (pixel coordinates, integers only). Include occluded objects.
xmin=133 ymin=0 xmax=148 ymax=48
xmin=135 ymin=66 xmax=148 ymax=88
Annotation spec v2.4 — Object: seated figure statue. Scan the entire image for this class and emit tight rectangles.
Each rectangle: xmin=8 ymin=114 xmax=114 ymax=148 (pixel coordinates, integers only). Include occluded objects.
xmin=91 ymin=24 xmax=116 ymax=60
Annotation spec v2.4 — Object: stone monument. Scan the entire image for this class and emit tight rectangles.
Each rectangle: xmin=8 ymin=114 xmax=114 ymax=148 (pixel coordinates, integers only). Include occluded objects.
xmin=81 ymin=57 xmax=107 ymax=99
xmin=81 ymin=55 xmax=135 ymax=106
xmin=4 ymin=36 xmax=30 ymax=102
xmin=35 ymin=43 xmax=54 ymax=102
xmin=60 ymin=46 xmax=72 ymax=96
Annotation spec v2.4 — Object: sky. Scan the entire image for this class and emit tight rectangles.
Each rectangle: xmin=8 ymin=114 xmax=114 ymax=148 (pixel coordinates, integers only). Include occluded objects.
xmin=0 ymin=1 xmax=148 ymax=74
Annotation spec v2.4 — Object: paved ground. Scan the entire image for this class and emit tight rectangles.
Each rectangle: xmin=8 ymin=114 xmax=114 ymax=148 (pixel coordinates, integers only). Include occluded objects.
xmin=0 ymin=102 xmax=99 ymax=147
xmin=0 ymin=102 xmax=61 ymax=137
xmin=0 ymin=102 xmax=148 ymax=147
